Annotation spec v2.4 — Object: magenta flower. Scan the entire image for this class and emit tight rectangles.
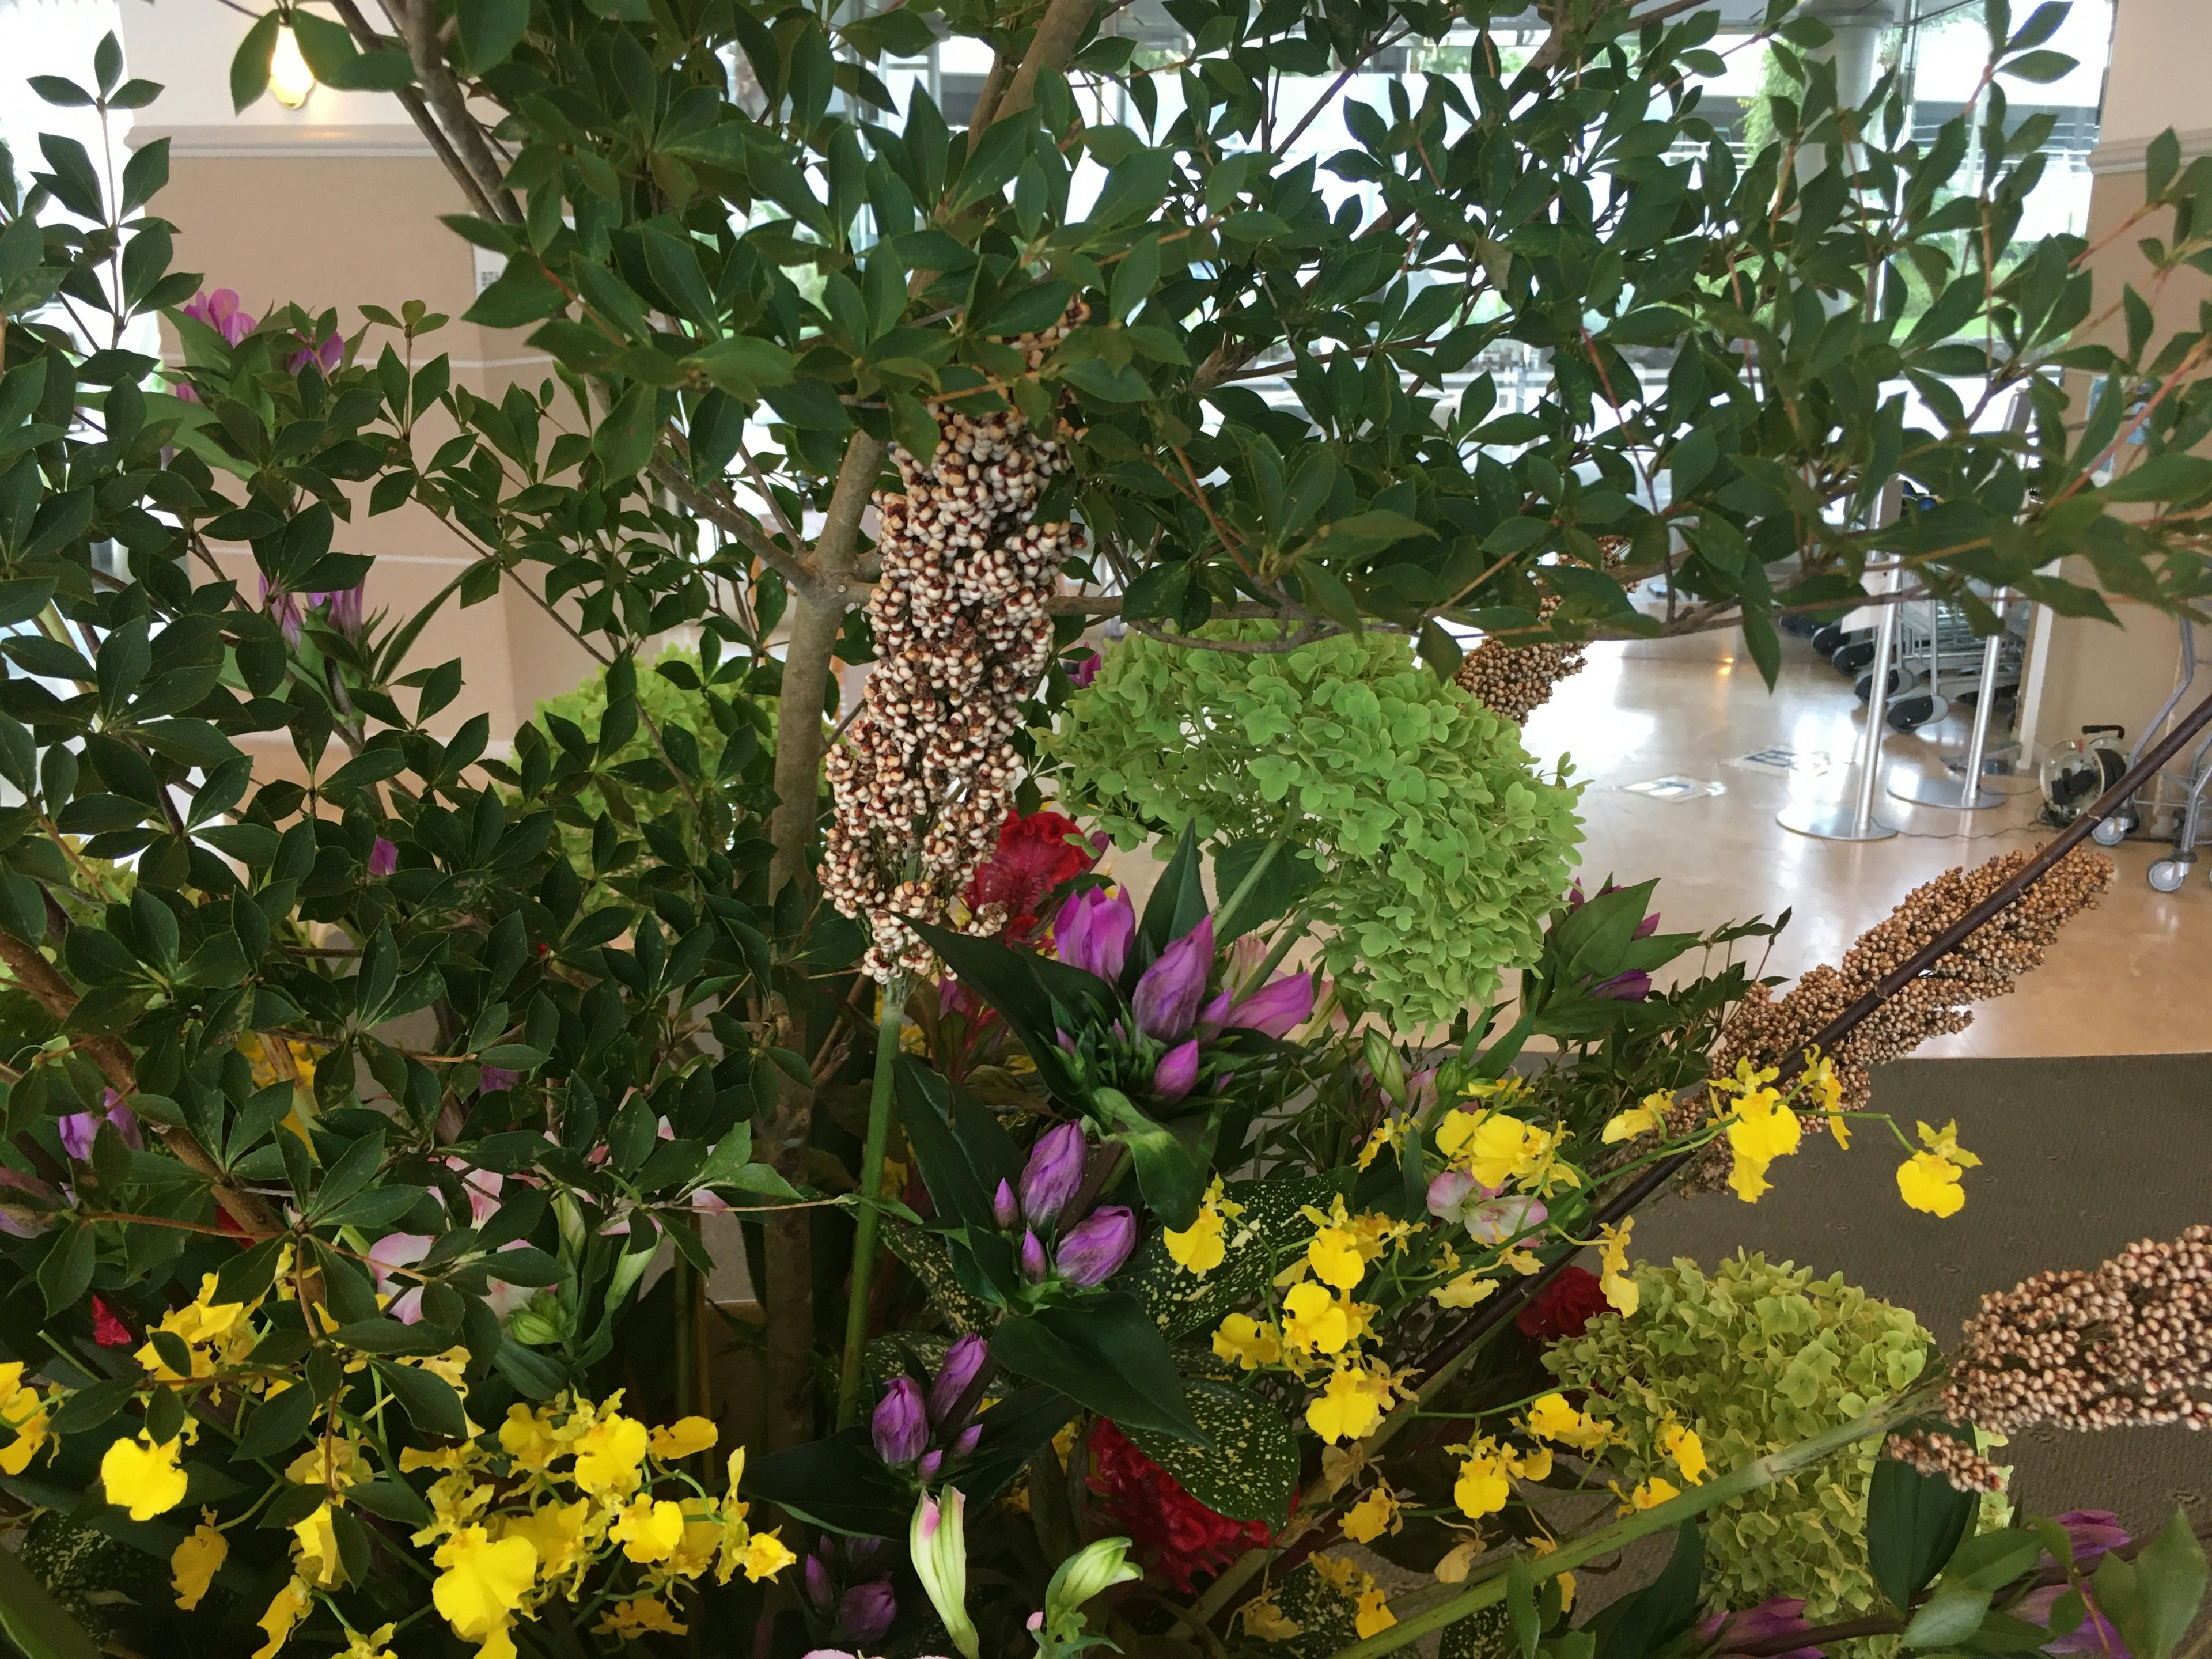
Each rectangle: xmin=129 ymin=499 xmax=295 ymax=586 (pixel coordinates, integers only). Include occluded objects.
xmin=1020 ymin=1229 xmax=1050 ymax=1282
xmin=479 ymin=1066 xmax=520 ymax=1096
xmin=1018 ymin=1121 xmax=1086 ymax=1226
xmin=183 ymin=288 xmax=256 ymax=346
xmin=1054 ymin=1206 xmax=1136 ymax=1286
xmin=1152 ymin=1037 xmax=1200 ymax=1104
xmin=1590 ymin=969 xmax=1653 ymax=1002
xmin=289 ymin=331 xmax=343 ymax=376
xmin=871 ymin=1376 xmax=929 ymax=1465
xmin=1068 ymin=650 xmax=1101 ymax=688
xmin=991 ymin=1178 xmax=1018 ymax=1229
xmin=59 ymin=1091 xmax=142 ymax=1161
xmin=369 ymin=836 xmax=398 ymax=877
xmin=1054 ymin=885 xmax=1135 ymax=983
xmin=927 ymin=1332 xmax=991 ymax=1427
xmin=1131 ymin=916 xmax=1213 ymax=1041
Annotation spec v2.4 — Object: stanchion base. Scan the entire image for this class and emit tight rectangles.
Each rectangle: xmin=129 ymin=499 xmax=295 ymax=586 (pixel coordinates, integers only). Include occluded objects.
xmin=1777 ymin=800 xmax=1899 ymax=840
xmin=1887 ymin=774 xmax=2001 ymax=809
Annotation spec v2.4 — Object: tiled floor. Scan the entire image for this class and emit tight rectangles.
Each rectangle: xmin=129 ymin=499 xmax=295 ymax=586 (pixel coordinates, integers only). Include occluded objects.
xmin=1525 ymin=630 xmax=2209 ymax=1059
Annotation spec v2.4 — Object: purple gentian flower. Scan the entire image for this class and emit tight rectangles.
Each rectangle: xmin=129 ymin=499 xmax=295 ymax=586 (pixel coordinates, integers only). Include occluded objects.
xmin=840 ymin=1581 xmax=897 ymax=1645
xmin=1054 ymin=886 xmax=1135 ymax=983
xmin=1219 ymin=971 xmax=1316 ymax=1038
xmin=2051 ymin=1511 xmax=2130 ymax=1568
xmin=1131 ymin=917 xmax=1213 ymax=1041
xmin=1152 ymin=1038 xmax=1200 ymax=1104
xmin=480 ymin=1067 xmax=520 ymax=1096
xmin=871 ymin=1376 xmax=929 ymax=1465
xmin=927 ymin=1333 xmax=990 ymax=1428
xmin=1054 ymin=1206 xmax=1136 ymax=1287
xmin=917 ymin=1449 xmax=944 ymax=1482
xmin=804 ymin=1550 xmax=835 ymax=1612
xmin=2017 ymin=1584 xmax=2128 ymax=1658
xmin=369 ymin=836 xmax=398 ymax=877
xmin=1590 ymin=970 xmax=1653 ymax=1001
xmin=1020 ymin=1230 xmax=1050 ymax=1283
xmin=1698 ymin=1597 xmax=1823 ymax=1659
xmin=952 ymin=1422 xmax=982 ymax=1456
xmin=1068 ymin=650 xmax=1100 ymax=688
xmin=1018 ymin=1122 xmax=1086 ymax=1226
xmin=991 ymin=1179 xmax=1019 ymax=1229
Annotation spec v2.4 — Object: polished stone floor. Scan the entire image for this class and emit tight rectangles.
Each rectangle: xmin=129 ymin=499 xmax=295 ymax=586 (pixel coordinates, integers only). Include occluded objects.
xmin=1521 ymin=630 xmax=2207 ymax=1059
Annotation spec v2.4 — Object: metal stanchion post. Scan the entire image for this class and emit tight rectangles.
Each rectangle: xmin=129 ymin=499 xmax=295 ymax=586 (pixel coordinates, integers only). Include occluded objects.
xmin=1892 ymin=588 xmax=2009 ymax=809
xmin=1779 ymin=552 xmax=1902 ymax=842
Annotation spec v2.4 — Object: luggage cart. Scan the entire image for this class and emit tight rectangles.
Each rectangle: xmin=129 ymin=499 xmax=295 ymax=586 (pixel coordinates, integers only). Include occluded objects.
xmin=1861 ymin=594 xmax=2024 ymax=732
xmin=2090 ymin=620 xmax=2212 ymax=889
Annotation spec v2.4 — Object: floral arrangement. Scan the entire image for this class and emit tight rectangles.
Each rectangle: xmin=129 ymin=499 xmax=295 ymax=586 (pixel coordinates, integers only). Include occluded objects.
xmin=1 ymin=5 xmax=2210 ymax=1659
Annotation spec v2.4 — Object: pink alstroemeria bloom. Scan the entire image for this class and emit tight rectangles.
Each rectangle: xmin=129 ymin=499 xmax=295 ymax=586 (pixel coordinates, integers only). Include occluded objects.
xmin=183 ymin=288 xmax=256 ymax=346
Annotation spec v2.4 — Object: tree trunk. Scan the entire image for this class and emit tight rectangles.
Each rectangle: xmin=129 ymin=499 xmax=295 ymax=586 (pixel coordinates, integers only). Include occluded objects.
xmin=758 ymin=431 xmax=885 ymax=1448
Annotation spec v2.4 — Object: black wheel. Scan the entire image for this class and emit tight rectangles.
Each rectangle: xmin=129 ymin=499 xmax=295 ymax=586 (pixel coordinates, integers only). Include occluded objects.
xmin=1854 ymin=668 xmax=1902 ymax=703
xmin=1888 ymin=693 xmax=1938 ymax=732
xmin=1811 ymin=624 xmax=1846 ymax=656
xmin=1834 ymin=641 xmax=1876 ymax=675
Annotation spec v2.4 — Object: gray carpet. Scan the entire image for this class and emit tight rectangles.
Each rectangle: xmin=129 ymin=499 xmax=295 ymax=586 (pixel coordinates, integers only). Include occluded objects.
xmin=1626 ymin=1054 xmax=2212 ymax=1539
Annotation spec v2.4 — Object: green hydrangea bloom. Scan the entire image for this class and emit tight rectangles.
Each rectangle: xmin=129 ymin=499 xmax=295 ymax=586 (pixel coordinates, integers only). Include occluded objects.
xmin=1543 ymin=1253 xmax=1930 ymax=1622
xmin=1046 ymin=625 xmax=1582 ymax=1027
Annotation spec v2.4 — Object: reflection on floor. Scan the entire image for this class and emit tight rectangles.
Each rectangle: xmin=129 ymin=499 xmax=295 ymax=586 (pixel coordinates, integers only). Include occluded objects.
xmin=1524 ymin=630 xmax=2206 ymax=1059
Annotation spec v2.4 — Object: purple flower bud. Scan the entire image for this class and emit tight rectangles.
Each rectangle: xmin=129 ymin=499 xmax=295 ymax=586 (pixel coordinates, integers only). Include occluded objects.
xmin=928 ymin=1334 xmax=991 ymax=1428
xmin=1590 ymin=969 xmax=1652 ymax=1002
xmin=1152 ymin=1038 xmax=1200 ymax=1105
xmin=2053 ymin=1510 xmax=2130 ymax=1568
xmin=871 ymin=1376 xmax=929 ymax=1466
xmin=1020 ymin=1229 xmax=1050 ymax=1283
xmin=59 ymin=1093 xmax=142 ymax=1162
xmin=1223 ymin=971 xmax=1317 ymax=1038
xmin=804 ymin=1550 xmax=835 ymax=1611
xmin=1698 ymin=1597 xmax=1821 ymax=1659
xmin=480 ymin=1066 xmax=520 ymax=1096
xmin=2017 ymin=1584 xmax=2127 ymax=1657
xmin=1054 ymin=886 xmax=1135 ymax=983
xmin=1054 ymin=1206 xmax=1137 ymax=1287
xmin=917 ymin=1449 xmax=944 ymax=1482
xmin=1018 ymin=1122 xmax=1086 ymax=1226
xmin=840 ymin=1581 xmax=897 ymax=1646
xmin=369 ymin=836 xmax=398 ymax=878
xmin=992 ymin=1179 xmax=1019 ymax=1229
xmin=953 ymin=1423 xmax=983 ymax=1457
xmin=1131 ymin=917 xmax=1214 ymax=1041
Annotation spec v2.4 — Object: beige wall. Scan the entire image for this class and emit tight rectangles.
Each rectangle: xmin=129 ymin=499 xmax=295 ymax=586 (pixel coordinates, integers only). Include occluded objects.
xmin=2015 ymin=0 xmax=2212 ymax=764
xmin=124 ymin=1 xmax=593 ymax=774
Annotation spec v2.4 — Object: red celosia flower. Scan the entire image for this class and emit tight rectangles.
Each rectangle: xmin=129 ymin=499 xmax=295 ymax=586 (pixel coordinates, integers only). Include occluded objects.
xmin=91 ymin=1296 xmax=133 ymax=1347
xmin=1089 ymin=1419 xmax=1271 ymax=1593
xmin=1516 ymin=1266 xmax=1610 ymax=1346
xmin=963 ymin=810 xmax=1097 ymax=940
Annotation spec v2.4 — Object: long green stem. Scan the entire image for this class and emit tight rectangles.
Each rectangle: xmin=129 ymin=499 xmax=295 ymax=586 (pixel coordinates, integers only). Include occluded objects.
xmin=1319 ymin=1384 xmax=1940 ymax=1659
xmin=835 ymin=974 xmax=907 ymax=1428
xmin=1215 ymin=832 xmax=1293 ymax=939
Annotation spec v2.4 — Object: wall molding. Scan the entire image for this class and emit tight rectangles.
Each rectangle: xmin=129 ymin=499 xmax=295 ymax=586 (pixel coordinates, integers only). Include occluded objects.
xmin=127 ymin=123 xmax=435 ymax=158
xmin=2088 ymin=126 xmax=2212 ymax=177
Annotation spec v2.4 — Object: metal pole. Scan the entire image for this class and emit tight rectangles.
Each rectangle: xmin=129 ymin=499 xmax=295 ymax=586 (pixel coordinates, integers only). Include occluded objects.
xmin=1892 ymin=588 xmax=2008 ymax=809
xmin=1780 ymin=552 xmax=1901 ymax=841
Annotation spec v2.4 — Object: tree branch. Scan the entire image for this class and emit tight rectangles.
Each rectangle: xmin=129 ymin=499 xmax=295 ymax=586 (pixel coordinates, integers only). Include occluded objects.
xmin=0 ymin=933 xmax=284 ymax=1239
xmin=325 ymin=0 xmax=498 ymax=221
xmin=993 ymin=0 xmax=1097 ymax=127
xmin=387 ymin=0 xmax=523 ymax=225
xmin=652 ymin=453 xmax=822 ymax=598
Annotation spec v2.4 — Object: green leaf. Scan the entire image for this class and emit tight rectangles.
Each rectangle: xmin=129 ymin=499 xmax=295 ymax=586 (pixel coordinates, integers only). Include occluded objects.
xmin=457 ymin=0 xmax=530 ymax=71
xmin=990 ymin=1293 xmax=1207 ymax=1444
xmin=234 ymin=1378 xmax=319 ymax=1460
xmin=741 ymin=1427 xmax=908 ymax=1536
xmin=1086 ymin=147 xmax=1173 ymax=228
xmin=1508 ymin=1554 xmax=1543 ymax=1659
xmin=1592 ymin=1524 xmax=1703 ymax=1659
xmin=1868 ymin=1455 xmax=1978 ymax=1611
xmin=1211 ymin=839 xmax=1319 ymax=940
xmin=0 ymin=1547 xmax=100 ymax=1659
xmin=593 ymin=380 xmax=656 ymax=478
xmin=1123 ymin=1174 xmax=1339 ymax=1339
xmin=229 ymin=12 xmax=280 ymax=112
xmin=37 ymin=1223 xmax=92 ymax=1318
xmin=1999 ymin=48 xmax=2076 ymax=82
xmin=2095 ymin=1509 xmax=2209 ymax=1659
xmin=1120 ymin=1379 xmax=1297 ymax=1526
xmin=372 ymin=1357 xmax=469 ymax=1438
xmin=2101 ymin=453 xmax=2212 ymax=503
